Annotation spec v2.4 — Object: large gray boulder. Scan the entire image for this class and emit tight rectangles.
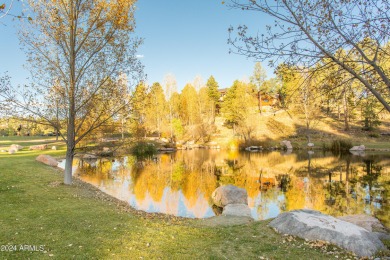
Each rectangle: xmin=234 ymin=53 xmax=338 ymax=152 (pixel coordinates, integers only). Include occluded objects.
xmin=211 ymin=185 xmax=248 ymax=207
xmin=222 ymin=204 xmax=252 ymax=218
xmin=269 ymin=209 xmax=385 ymax=257
xmin=338 ymin=214 xmax=390 ymax=240
xmin=338 ymin=214 xmax=388 ymax=233
xmin=36 ymin=154 xmax=58 ymax=167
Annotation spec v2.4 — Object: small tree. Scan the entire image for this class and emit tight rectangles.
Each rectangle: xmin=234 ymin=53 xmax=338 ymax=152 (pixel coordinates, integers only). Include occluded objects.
xmin=250 ymin=62 xmax=267 ymax=114
xmin=206 ymin=75 xmax=220 ymax=118
xmin=2 ymin=0 xmax=143 ymax=185
xmin=163 ymin=73 xmax=177 ymax=142
xmin=145 ymin=82 xmax=166 ymax=137
xmin=221 ymin=80 xmax=257 ymax=136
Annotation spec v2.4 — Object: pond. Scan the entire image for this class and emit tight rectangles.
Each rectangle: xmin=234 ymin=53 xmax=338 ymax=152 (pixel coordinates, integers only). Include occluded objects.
xmin=60 ymin=150 xmax=390 ymax=227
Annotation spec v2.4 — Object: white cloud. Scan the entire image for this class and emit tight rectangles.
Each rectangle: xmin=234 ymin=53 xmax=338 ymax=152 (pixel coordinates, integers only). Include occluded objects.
xmin=136 ymin=54 xmax=144 ymax=59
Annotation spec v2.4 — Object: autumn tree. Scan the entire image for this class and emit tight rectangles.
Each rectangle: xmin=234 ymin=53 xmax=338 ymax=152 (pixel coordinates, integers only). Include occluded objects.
xmin=130 ymin=82 xmax=148 ymax=138
xmin=206 ymin=75 xmax=220 ymax=118
xmin=299 ymin=73 xmax=322 ymax=143
xmin=221 ymin=80 xmax=257 ymax=139
xmin=250 ymin=62 xmax=267 ymax=114
xmin=276 ymin=65 xmax=322 ymax=142
xmin=1 ymin=0 xmax=142 ymax=184
xmin=145 ymin=82 xmax=166 ymax=137
xmin=164 ymin=73 xmax=177 ymax=141
xmin=228 ymin=0 xmax=390 ymax=112
xmin=197 ymin=86 xmax=215 ymax=142
xmin=46 ymin=80 xmax=65 ymax=140
xmin=317 ymin=58 xmax=360 ymax=131
xmin=180 ymin=83 xmax=199 ymax=128
xmin=192 ymin=75 xmax=204 ymax=92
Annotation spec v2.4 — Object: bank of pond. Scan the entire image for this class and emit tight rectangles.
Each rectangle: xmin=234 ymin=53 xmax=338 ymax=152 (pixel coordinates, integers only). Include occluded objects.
xmin=59 ymin=150 xmax=390 ymax=228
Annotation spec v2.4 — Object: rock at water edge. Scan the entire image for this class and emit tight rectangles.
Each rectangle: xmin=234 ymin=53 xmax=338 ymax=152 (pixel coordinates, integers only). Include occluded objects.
xmin=222 ymin=204 xmax=252 ymax=218
xmin=211 ymin=185 xmax=248 ymax=208
xmin=269 ymin=209 xmax=385 ymax=257
xmin=350 ymin=145 xmax=365 ymax=151
xmin=280 ymin=140 xmax=293 ymax=150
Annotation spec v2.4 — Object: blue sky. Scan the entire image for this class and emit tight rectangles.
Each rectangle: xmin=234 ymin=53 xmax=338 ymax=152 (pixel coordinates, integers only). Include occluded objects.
xmin=1 ymin=0 xmax=274 ymax=90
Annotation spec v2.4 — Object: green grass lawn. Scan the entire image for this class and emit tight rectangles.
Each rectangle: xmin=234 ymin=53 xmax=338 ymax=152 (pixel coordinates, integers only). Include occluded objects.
xmin=0 ymin=138 xmax=376 ymax=259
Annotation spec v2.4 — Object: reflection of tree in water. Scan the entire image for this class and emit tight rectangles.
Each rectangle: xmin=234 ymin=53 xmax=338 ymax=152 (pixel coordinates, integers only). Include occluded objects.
xmin=276 ymin=174 xmax=291 ymax=192
xmin=360 ymin=159 xmax=382 ymax=203
xmin=75 ymin=150 xmax=390 ymax=225
xmin=257 ymin=187 xmax=281 ymax=220
xmin=129 ymin=153 xmax=218 ymax=206
xmin=376 ymin=178 xmax=390 ymax=228
xmin=77 ymin=158 xmax=113 ymax=180
xmin=320 ymin=156 xmax=389 ymax=221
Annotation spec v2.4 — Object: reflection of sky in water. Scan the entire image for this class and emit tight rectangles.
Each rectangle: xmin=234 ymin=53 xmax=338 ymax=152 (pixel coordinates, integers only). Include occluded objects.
xmin=58 ymin=151 xmax=390 ymax=224
xmin=128 ymin=187 xmax=215 ymax=218
xmin=250 ymin=193 xmax=285 ymax=219
xmin=57 ymin=159 xmax=82 ymax=173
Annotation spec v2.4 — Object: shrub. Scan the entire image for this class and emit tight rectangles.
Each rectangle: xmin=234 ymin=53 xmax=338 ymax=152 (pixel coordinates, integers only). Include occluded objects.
xmin=131 ymin=142 xmax=157 ymax=159
xmin=330 ymin=139 xmax=353 ymax=154
xmin=368 ymin=133 xmax=381 ymax=138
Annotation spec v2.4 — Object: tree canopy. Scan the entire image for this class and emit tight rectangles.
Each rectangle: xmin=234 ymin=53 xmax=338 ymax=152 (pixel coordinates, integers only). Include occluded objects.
xmin=228 ymin=0 xmax=390 ymax=112
xmin=1 ymin=0 xmax=143 ymax=184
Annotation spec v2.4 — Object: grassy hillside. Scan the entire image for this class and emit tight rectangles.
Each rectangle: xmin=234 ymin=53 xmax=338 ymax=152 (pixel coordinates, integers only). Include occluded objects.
xmin=212 ymin=109 xmax=390 ymax=149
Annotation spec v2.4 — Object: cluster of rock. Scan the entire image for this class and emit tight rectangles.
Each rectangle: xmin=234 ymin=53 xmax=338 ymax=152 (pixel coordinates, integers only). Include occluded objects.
xmin=2 ymin=144 xmax=57 ymax=154
xmin=243 ymin=141 xmax=317 ymax=153
xmin=269 ymin=209 xmax=388 ymax=257
xmin=7 ymin=144 xmax=24 ymax=154
xmin=211 ymin=185 xmax=252 ymax=218
xmin=157 ymin=147 xmax=176 ymax=152
xmin=245 ymin=146 xmax=263 ymax=151
xmin=165 ymin=140 xmax=221 ymax=151
xmin=29 ymin=144 xmax=48 ymax=150
xmin=0 ymin=144 xmax=24 ymax=154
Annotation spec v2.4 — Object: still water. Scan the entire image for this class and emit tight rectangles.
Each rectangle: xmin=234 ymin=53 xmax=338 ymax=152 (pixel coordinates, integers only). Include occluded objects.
xmin=62 ymin=150 xmax=390 ymax=226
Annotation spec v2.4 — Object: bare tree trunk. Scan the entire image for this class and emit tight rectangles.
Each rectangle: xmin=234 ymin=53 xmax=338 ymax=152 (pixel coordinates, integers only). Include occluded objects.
xmin=64 ymin=1 xmax=76 ymax=185
xmin=258 ymin=91 xmax=262 ymax=114
xmin=337 ymin=104 xmax=341 ymax=120
xmin=306 ymin=116 xmax=311 ymax=143
xmin=64 ymin=100 xmax=76 ymax=184
xmin=169 ymin=103 xmax=173 ymax=142
xmin=343 ymin=88 xmax=349 ymax=131
xmin=56 ymin=99 xmax=59 ymax=141
xmin=64 ymin=144 xmax=74 ymax=185
xmin=212 ymin=101 xmax=216 ymax=123
xmin=121 ymin=117 xmax=125 ymax=139
xmin=345 ymin=158 xmax=350 ymax=195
